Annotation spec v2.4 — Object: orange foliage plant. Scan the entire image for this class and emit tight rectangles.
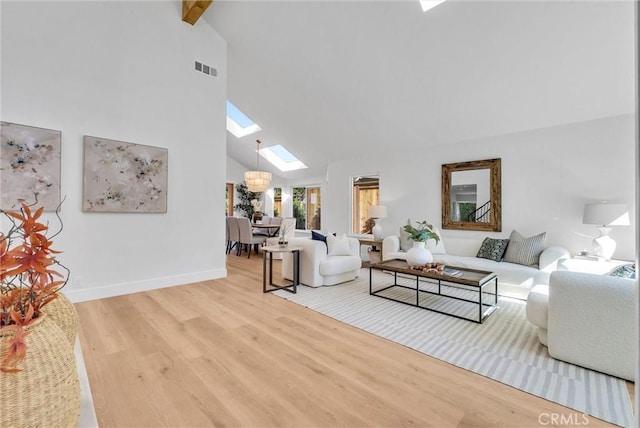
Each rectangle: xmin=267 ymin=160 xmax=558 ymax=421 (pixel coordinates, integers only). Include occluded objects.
xmin=0 ymin=201 xmax=69 ymax=373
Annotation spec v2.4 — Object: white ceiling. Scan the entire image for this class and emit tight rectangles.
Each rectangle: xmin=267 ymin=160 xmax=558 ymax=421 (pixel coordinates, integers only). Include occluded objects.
xmin=205 ymin=0 xmax=635 ymax=181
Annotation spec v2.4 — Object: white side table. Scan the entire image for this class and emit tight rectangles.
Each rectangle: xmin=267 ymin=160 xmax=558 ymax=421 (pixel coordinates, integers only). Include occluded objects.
xmin=262 ymin=245 xmax=303 ymax=294
xmin=557 ymin=256 xmax=630 ymax=275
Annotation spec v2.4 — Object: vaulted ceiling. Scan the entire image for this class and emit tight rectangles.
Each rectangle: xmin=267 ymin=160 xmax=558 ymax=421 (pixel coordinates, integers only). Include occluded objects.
xmin=204 ymin=1 xmax=635 ymax=181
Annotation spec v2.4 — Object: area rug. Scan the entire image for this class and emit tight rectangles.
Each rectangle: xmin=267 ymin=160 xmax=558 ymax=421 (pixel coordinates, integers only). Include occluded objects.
xmin=274 ymin=269 xmax=635 ymax=427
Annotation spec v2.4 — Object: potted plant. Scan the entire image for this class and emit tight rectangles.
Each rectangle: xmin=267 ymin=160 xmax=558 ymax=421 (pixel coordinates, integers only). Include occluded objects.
xmin=0 ymin=200 xmax=80 ymax=427
xmin=233 ymin=181 xmax=262 ymax=219
xmin=403 ymin=220 xmax=440 ymax=267
xmin=403 ymin=220 xmax=440 ymax=244
xmin=277 ymin=227 xmax=288 ymax=248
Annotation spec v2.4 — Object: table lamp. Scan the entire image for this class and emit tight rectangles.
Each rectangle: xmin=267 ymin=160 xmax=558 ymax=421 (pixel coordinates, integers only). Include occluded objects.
xmin=368 ymin=205 xmax=388 ymax=240
xmin=582 ymin=203 xmax=630 ymax=260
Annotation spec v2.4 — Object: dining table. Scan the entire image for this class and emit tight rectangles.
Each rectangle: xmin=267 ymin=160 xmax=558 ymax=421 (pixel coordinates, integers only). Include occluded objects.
xmin=251 ymin=223 xmax=281 ymax=237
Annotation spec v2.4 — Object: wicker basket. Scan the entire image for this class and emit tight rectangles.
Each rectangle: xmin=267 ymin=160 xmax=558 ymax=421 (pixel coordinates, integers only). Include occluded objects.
xmin=44 ymin=292 xmax=79 ymax=345
xmin=0 ymin=315 xmax=80 ymax=428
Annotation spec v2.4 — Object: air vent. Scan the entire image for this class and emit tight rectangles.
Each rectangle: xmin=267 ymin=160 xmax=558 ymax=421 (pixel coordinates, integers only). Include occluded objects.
xmin=195 ymin=61 xmax=217 ymax=78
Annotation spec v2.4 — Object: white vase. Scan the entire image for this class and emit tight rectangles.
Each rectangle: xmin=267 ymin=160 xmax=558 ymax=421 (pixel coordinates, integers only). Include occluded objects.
xmin=406 ymin=241 xmax=433 ymax=267
xmin=371 ymin=219 xmax=383 ymax=240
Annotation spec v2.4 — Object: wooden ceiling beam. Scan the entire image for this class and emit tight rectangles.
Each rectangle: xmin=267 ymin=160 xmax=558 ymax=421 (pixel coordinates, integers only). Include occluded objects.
xmin=182 ymin=0 xmax=213 ymax=25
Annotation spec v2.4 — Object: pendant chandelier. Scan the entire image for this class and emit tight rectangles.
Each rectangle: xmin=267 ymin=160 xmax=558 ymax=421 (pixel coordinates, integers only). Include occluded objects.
xmin=244 ymin=139 xmax=271 ymax=193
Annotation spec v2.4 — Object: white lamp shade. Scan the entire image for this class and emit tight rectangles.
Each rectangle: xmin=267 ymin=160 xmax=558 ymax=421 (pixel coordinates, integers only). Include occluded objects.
xmin=245 ymin=170 xmax=272 ymax=193
xmin=582 ymin=203 xmax=630 ymax=226
xmin=368 ymin=205 xmax=388 ymax=219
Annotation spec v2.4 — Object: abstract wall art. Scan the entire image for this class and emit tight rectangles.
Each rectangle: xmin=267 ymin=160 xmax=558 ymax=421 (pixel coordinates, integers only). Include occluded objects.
xmin=0 ymin=121 xmax=62 ymax=210
xmin=83 ymin=136 xmax=168 ymax=213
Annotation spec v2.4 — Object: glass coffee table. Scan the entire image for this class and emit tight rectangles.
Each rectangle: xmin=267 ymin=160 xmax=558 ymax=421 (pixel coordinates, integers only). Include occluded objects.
xmin=369 ymin=259 xmax=498 ymax=323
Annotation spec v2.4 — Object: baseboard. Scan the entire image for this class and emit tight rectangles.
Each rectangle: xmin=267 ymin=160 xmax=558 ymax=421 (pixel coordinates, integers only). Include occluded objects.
xmin=65 ymin=268 xmax=228 ymax=303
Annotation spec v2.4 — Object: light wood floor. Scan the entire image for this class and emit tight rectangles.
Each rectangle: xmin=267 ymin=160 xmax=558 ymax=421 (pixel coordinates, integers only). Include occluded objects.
xmin=76 ymin=253 xmax=633 ymax=427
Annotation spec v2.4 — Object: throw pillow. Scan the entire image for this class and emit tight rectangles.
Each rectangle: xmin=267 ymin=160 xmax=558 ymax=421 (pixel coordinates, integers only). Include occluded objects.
xmin=326 ymin=234 xmax=352 ymax=256
xmin=425 ymin=227 xmax=447 ymax=255
xmin=607 ymin=263 xmax=636 ymax=279
xmin=399 ymin=227 xmax=412 ymax=252
xmin=311 ymin=230 xmax=327 ymax=244
xmin=476 ymin=237 xmax=509 ymax=262
xmin=503 ymin=230 xmax=546 ymax=267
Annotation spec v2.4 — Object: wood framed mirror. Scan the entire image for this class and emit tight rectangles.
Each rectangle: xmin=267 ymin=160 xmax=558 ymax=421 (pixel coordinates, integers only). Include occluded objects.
xmin=442 ymin=158 xmax=501 ymax=231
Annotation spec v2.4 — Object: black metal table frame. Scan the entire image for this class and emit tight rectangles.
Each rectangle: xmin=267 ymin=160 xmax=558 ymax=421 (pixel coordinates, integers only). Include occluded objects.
xmin=252 ymin=224 xmax=281 ymax=237
xmin=369 ymin=268 xmax=498 ymax=323
xmin=263 ymin=249 xmax=300 ymax=294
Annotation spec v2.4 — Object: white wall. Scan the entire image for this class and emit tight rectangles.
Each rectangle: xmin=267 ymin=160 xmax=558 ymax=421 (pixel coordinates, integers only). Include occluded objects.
xmin=636 ymin=107 xmax=639 ymax=425
xmin=1 ymin=1 xmax=228 ymax=301
xmin=227 ymin=156 xmax=247 ymax=185
xmin=325 ymin=114 xmax=636 ymax=261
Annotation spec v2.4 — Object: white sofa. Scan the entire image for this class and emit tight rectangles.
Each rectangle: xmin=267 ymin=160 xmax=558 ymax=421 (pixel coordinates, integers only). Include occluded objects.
xmin=526 ymin=271 xmax=636 ymax=381
xmin=282 ymin=236 xmax=362 ymax=287
xmin=382 ymin=233 xmax=569 ymax=299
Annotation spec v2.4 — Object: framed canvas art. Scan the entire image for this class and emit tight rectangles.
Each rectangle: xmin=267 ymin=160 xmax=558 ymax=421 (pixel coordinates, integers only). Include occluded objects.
xmin=83 ymin=136 xmax=168 ymax=213
xmin=0 ymin=122 xmax=62 ymax=210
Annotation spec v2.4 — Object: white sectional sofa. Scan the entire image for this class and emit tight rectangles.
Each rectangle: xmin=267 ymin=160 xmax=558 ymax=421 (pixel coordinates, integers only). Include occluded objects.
xmin=526 ymin=271 xmax=636 ymax=381
xmin=382 ymin=232 xmax=569 ymax=299
xmin=282 ymin=236 xmax=362 ymax=287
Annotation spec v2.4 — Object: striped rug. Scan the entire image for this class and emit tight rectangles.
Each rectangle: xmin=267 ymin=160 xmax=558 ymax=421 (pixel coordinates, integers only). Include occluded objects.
xmin=274 ymin=268 xmax=634 ymax=427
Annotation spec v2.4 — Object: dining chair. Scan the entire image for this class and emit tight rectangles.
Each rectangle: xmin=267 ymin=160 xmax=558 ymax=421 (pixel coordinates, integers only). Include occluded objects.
xmin=225 ymin=216 xmax=230 ymax=253
xmin=226 ymin=217 xmax=240 ymax=255
xmin=236 ymin=217 xmax=267 ymax=258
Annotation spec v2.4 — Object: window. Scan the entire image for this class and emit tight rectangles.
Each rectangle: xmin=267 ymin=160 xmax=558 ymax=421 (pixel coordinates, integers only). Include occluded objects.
xmin=293 ymin=186 xmax=321 ymax=230
xmin=259 ymin=144 xmax=307 ymax=172
xmin=273 ymin=187 xmax=282 ymax=217
xmin=352 ymin=175 xmax=379 ymax=234
xmin=226 ymin=101 xmax=261 ymax=138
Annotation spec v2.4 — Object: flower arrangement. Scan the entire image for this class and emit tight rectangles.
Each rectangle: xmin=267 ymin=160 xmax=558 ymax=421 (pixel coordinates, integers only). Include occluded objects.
xmin=0 ymin=200 xmax=69 ymax=372
xmin=277 ymin=221 xmax=290 ymax=248
xmin=250 ymin=198 xmax=264 ymax=222
xmin=403 ymin=219 xmax=440 ymax=243
xmin=250 ymin=198 xmax=262 ymax=213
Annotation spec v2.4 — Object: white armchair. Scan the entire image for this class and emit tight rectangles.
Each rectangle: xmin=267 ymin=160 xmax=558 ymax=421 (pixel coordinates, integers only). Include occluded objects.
xmin=526 ymin=271 xmax=636 ymax=381
xmin=282 ymin=236 xmax=362 ymax=287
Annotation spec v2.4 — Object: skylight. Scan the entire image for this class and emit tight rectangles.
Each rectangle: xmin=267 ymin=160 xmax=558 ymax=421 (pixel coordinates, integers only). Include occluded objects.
xmin=226 ymin=100 xmax=261 ymax=138
xmin=259 ymin=144 xmax=307 ymax=172
xmin=419 ymin=0 xmax=446 ymax=12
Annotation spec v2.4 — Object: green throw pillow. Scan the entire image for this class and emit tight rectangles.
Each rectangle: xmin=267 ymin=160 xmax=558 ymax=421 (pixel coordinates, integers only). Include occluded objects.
xmin=476 ymin=237 xmax=509 ymax=262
